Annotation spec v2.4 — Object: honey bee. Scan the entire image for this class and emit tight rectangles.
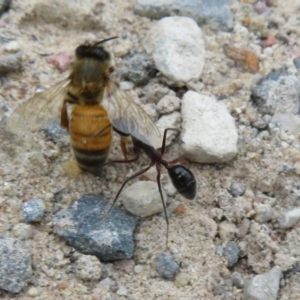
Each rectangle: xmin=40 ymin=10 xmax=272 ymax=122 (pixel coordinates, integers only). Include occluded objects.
xmin=6 ymin=37 xmax=160 ymax=174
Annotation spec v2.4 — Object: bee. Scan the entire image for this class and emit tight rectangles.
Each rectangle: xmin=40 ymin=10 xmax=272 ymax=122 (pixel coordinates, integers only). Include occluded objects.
xmin=6 ymin=37 xmax=159 ymax=174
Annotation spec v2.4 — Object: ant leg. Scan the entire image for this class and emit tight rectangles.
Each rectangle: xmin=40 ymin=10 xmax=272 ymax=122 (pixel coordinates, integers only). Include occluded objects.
xmin=161 ymin=128 xmax=180 ymax=156
xmin=101 ymin=148 xmax=141 ymax=168
xmin=99 ymin=161 xmax=154 ymax=220
xmin=156 ymin=164 xmax=169 ymax=250
xmin=120 ymin=136 xmax=131 ymax=160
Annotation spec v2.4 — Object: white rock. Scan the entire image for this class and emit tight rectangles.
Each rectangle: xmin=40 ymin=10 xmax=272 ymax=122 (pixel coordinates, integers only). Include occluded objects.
xmin=181 ymin=91 xmax=238 ymax=163
xmin=255 ymin=204 xmax=273 ymax=223
xmin=117 ymin=286 xmax=128 ymax=296
xmin=219 ymin=221 xmax=236 ymax=241
xmin=271 ymin=113 xmax=300 ymax=135
xmin=144 ymin=17 xmax=205 ymax=84
xmin=121 ymin=181 xmax=167 ymax=217
xmin=243 ymin=266 xmax=282 ymax=300
xmin=157 ymin=93 xmax=181 ymax=114
xmin=75 ymin=255 xmax=102 ymax=281
xmin=278 ymin=208 xmax=300 ymax=229
xmin=4 ymin=41 xmax=20 ymax=53
xmin=134 ymin=264 xmax=143 ymax=274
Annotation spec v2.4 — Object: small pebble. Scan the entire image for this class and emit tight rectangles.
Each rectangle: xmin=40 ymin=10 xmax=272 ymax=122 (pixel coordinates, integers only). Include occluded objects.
xmin=229 ymin=181 xmax=246 ymax=197
xmin=121 ymin=181 xmax=167 ymax=217
xmin=157 ymin=94 xmax=180 ymax=114
xmin=21 ymin=198 xmax=45 ymax=222
xmin=218 ymin=221 xmax=236 ymax=241
xmin=46 ymin=50 xmax=71 ymax=72
xmin=116 ymin=286 xmax=128 ymax=296
xmin=134 ymin=265 xmax=143 ymax=274
xmin=223 ymin=242 xmax=240 ymax=267
xmin=3 ymin=41 xmax=20 ymax=53
xmin=75 ymin=255 xmax=102 ymax=281
xmin=156 ymin=252 xmax=179 ymax=280
xmin=278 ymin=208 xmax=300 ymax=229
xmin=174 ymin=273 xmax=190 ymax=287
xmin=231 ymin=272 xmax=244 ymax=288
xmin=12 ymin=223 xmax=33 ymax=240
xmin=255 ymin=203 xmax=273 ymax=223
xmin=293 ymin=58 xmax=300 ymax=70
xmin=28 ymin=287 xmax=39 ymax=297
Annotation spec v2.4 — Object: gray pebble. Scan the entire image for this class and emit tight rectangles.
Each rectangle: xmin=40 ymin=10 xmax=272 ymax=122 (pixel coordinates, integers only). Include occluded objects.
xmin=0 ymin=234 xmax=32 ymax=293
xmin=156 ymin=252 xmax=179 ymax=280
xmin=53 ymin=194 xmax=138 ymax=261
xmin=252 ymin=72 xmax=300 ymax=115
xmin=212 ymin=284 xmax=228 ymax=297
xmin=118 ymin=51 xmax=156 ymax=86
xmin=228 ymin=181 xmax=246 ymax=197
xmin=21 ymin=198 xmax=45 ymax=222
xmin=255 ymin=204 xmax=273 ymax=223
xmin=231 ymin=271 xmax=244 ymax=288
xmin=293 ymin=58 xmax=300 ymax=70
xmin=243 ymin=266 xmax=282 ymax=300
xmin=278 ymin=208 xmax=300 ymax=229
xmin=223 ymin=242 xmax=240 ymax=267
xmin=41 ymin=118 xmax=68 ymax=145
xmin=134 ymin=0 xmax=233 ymax=30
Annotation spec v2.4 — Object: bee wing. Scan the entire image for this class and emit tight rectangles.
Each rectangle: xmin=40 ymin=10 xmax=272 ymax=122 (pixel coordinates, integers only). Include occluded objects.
xmin=6 ymin=78 xmax=70 ymax=134
xmin=102 ymin=81 xmax=160 ymax=141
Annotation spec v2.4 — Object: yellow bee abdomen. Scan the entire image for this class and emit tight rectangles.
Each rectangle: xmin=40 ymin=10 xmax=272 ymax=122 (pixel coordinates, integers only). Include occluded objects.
xmin=69 ymin=105 xmax=112 ymax=173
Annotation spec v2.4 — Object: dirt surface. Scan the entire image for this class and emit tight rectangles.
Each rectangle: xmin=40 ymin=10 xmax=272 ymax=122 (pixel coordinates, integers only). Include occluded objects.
xmin=1 ymin=0 xmax=300 ymax=299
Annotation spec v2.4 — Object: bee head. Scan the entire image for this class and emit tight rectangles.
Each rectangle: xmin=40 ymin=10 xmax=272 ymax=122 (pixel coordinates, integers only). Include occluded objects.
xmin=75 ymin=37 xmax=118 ymax=61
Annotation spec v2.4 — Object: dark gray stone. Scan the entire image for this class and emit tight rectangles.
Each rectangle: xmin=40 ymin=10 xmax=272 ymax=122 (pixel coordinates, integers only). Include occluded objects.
xmin=0 ymin=235 xmax=32 ymax=293
xmin=252 ymin=73 xmax=300 ymax=115
xmin=134 ymin=0 xmax=233 ymax=30
xmin=21 ymin=198 xmax=45 ymax=222
xmin=223 ymin=242 xmax=240 ymax=267
xmin=228 ymin=181 xmax=246 ymax=197
xmin=156 ymin=252 xmax=179 ymax=279
xmin=41 ymin=118 xmax=68 ymax=145
xmin=119 ymin=51 xmax=156 ymax=86
xmin=53 ymin=194 xmax=138 ymax=262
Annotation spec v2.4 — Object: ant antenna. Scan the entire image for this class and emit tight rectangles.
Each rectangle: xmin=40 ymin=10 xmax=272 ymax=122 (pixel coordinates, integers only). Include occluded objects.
xmin=94 ymin=37 xmax=118 ymax=46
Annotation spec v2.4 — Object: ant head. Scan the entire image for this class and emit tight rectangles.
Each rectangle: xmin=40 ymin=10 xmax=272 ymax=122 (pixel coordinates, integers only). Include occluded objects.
xmin=167 ymin=165 xmax=196 ymax=200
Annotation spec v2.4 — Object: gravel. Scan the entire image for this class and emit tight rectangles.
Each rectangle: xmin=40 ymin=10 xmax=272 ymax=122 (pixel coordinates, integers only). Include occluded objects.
xmin=2 ymin=0 xmax=300 ymax=298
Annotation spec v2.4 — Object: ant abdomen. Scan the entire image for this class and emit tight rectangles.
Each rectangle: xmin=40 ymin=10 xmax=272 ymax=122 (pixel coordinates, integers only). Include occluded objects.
xmin=167 ymin=165 xmax=196 ymax=200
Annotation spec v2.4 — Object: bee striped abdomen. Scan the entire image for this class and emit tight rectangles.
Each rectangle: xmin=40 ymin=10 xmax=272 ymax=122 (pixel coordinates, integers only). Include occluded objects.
xmin=69 ymin=105 xmax=112 ymax=174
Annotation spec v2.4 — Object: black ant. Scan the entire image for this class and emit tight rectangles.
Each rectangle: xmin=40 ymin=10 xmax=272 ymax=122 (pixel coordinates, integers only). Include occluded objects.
xmin=99 ymin=119 xmax=197 ymax=248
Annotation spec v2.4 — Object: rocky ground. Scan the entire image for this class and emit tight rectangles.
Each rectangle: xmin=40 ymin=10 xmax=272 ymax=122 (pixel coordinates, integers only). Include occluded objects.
xmin=1 ymin=0 xmax=300 ymax=299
